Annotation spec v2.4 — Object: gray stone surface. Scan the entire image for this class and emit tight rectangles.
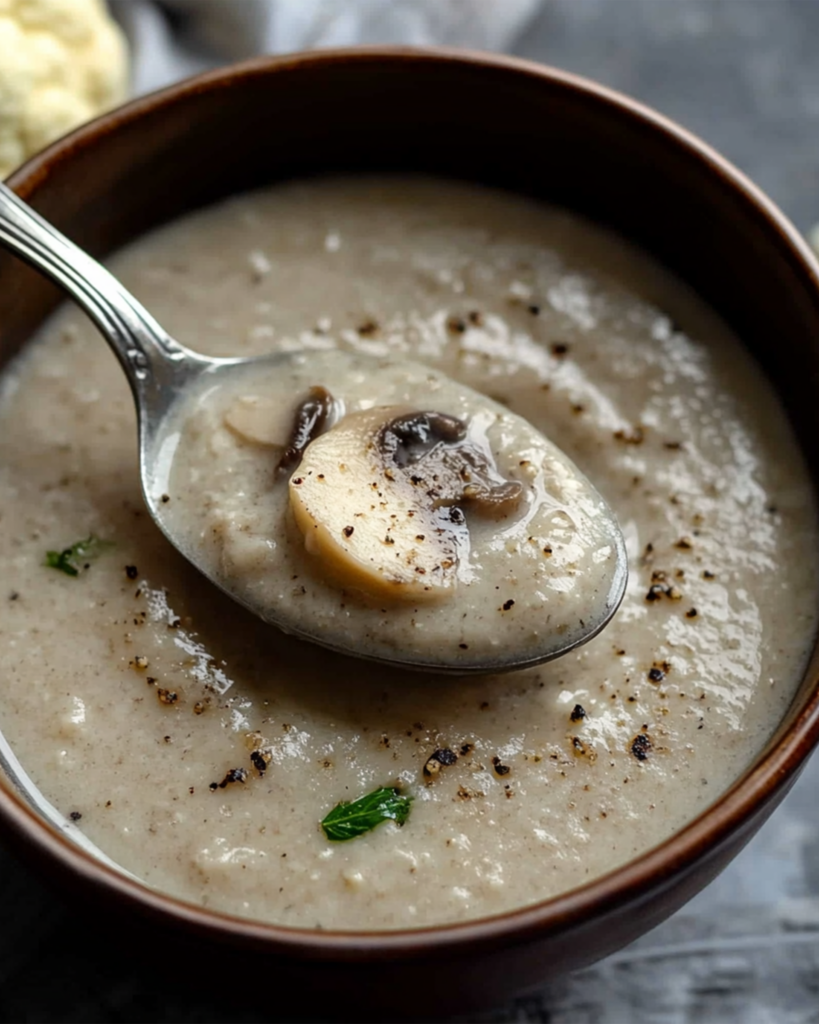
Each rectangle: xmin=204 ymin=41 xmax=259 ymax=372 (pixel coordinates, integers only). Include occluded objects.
xmin=2 ymin=1 xmax=819 ymax=1021
xmin=514 ymin=0 xmax=819 ymax=235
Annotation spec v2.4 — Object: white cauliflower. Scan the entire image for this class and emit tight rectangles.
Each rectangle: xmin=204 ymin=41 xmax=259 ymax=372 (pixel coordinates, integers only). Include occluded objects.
xmin=0 ymin=0 xmax=128 ymax=179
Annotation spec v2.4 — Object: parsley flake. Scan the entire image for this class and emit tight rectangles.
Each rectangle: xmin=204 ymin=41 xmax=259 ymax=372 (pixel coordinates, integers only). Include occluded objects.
xmin=44 ymin=535 xmax=112 ymax=577
xmin=321 ymin=786 xmax=412 ymax=842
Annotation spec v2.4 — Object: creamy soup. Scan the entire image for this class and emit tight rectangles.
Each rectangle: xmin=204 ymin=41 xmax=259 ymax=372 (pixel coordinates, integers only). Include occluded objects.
xmin=0 ymin=177 xmax=816 ymax=930
xmin=160 ymin=348 xmax=625 ymax=670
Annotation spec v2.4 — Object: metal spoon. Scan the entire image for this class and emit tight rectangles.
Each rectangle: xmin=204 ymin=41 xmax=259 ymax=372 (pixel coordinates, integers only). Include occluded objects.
xmin=0 ymin=182 xmax=628 ymax=674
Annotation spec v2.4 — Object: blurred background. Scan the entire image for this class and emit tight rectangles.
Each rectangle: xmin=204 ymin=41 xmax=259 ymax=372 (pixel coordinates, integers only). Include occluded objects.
xmin=2 ymin=1 xmax=819 ymax=1021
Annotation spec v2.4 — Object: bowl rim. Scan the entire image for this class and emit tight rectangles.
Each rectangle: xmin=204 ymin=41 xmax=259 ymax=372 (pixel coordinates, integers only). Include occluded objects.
xmin=4 ymin=44 xmax=819 ymax=958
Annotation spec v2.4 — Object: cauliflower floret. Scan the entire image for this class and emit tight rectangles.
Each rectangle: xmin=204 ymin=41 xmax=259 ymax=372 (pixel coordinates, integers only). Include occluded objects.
xmin=0 ymin=0 xmax=128 ymax=179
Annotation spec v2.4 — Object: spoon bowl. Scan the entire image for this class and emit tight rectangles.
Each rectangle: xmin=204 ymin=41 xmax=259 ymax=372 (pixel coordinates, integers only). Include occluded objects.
xmin=0 ymin=180 xmax=628 ymax=673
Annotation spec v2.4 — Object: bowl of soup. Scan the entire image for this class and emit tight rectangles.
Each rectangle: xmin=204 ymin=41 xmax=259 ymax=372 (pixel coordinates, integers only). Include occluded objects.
xmin=1 ymin=48 xmax=819 ymax=1017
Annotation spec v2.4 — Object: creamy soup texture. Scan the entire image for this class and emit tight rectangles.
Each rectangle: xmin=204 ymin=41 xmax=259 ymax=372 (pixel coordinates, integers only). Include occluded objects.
xmin=161 ymin=348 xmax=625 ymax=670
xmin=0 ymin=177 xmax=816 ymax=931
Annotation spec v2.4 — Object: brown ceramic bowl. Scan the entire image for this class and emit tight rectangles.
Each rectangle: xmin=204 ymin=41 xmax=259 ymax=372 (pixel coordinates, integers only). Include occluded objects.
xmin=2 ymin=47 xmax=819 ymax=1018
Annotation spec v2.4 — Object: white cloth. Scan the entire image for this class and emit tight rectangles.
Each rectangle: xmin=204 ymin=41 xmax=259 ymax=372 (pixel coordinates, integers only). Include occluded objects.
xmin=111 ymin=0 xmax=543 ymax=96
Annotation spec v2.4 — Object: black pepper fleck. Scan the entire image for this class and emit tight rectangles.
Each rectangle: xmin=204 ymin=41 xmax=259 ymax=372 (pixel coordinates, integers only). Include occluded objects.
xmin=125 ymin=565 xmax=138 ymax=580
xmin=423 ymin=747 xmax=458 ymax=778
xmin=250 ymin=750 xmax=272 ymax=775
xmin=631 ymin=733 xmax=652 ymax=761
xmin=435 ymin=747 xmax=458 ymax=766
xmin=570 ymin=704 xmax=586 ymax=722
xmin=614 ymin=426 xmax=645 ymax=445
xmin=213 ymin=768 xmax=248 ymax=789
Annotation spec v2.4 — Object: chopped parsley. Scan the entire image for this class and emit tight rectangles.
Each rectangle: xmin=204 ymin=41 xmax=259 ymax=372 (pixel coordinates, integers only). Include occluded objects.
xmin=44 ymin=535 xmax=112 ymax=577
xmin=321 ymin=786 xmax=412 ymax=842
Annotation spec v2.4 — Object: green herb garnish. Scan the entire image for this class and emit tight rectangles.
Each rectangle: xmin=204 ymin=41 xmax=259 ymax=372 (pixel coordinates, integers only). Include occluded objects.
xmin=321 ymin=786 xmax=413 ymax=842
xmin=44 ymin=535 xmax=112 ymax=577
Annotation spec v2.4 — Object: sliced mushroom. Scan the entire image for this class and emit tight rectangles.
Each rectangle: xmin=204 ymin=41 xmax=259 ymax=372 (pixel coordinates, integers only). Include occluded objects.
xmin=288 ymin=405 xmax=524 ymax=602
xmin=379 ymin=412 xmax=524 ymax=521
xmin=276 ymin=386 xmax=336 ymax=474
xmin=224 ymin=395 xmax=292 ymax=447
xmin=224 ymin=386 xmax=337 ymax=462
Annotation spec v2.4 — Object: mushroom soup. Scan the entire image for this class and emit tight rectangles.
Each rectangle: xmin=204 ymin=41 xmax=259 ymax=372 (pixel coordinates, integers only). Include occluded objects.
xmin=0 ymin=177 xmax=815 ymax=930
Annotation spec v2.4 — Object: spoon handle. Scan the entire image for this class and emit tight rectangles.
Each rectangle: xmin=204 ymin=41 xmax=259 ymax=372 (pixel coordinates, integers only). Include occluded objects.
xmin=0 ymin=182 xmax=197 ymax=400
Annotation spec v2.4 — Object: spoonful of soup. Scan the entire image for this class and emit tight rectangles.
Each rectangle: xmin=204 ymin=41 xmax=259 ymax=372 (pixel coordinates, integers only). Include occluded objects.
xmin=0 ymin=183 xmax=627 ymax=674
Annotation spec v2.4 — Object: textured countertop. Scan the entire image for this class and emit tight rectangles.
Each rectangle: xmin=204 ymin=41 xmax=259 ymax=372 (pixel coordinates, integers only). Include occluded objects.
xmin=1 ymin=2 xmax=818 ymax=1021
